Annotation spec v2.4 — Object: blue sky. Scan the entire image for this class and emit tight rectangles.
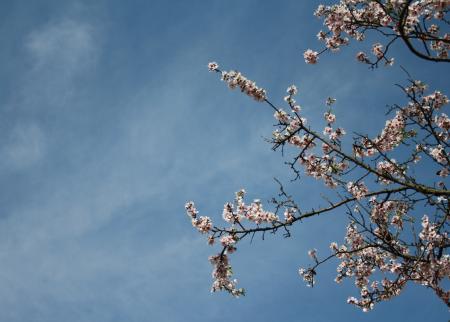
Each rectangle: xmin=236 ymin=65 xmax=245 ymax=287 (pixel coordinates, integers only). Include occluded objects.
xmin=0 ymin=1 xmax=448 ymax=321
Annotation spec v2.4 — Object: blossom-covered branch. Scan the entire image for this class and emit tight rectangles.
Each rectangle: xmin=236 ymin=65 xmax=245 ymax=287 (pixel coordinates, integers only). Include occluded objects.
xmin=186 ymin=60 xmax=449 ymax=310
xmin=303 ymin=0 xmax=450 ymax=66
xmin=185 ymin=1 xmax=449 ymax=313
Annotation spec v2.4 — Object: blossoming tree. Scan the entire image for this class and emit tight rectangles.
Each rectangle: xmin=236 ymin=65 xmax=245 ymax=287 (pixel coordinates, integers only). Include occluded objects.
xmin=185 ymin=0 xmax=449 ymax=312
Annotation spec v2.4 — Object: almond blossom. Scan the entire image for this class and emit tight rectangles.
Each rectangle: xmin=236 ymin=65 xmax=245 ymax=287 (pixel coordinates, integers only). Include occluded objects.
xmin=307 ymin=1 xmax=450 ymax=65
xmin=303 ymin=49 xmax=319 ymax=64
xmin=188 ymin=69 xmax=450 ymax=310
xmin=346 ymin=181 xmax=369 ymax=200
xmin=187 ymin=1 xmax=450 ymax=312
xmin=219 ymin=68 xmax=266 ymax=102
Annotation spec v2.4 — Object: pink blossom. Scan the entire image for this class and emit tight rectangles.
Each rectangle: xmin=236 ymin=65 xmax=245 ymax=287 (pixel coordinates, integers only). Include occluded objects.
xmin=209 ymin=254 xmax=245 ymax=297
xmin=220 ymin=69 xmax=266 ymax=102
xmin=303 ymin=49 xmax=319 ymax=64
xmin=192 ymin=216 xmax=212 ymax=234
xmin=347 ymin=182 xmax=369 ymax=200
xmin=287 ymin=85 xmax=298 ymax=95
xmin=284 ymin=208 xmax=296 ymax=224
xmin=372 ymin=43 xmax=384 ymax=59
xmin=430 ymin=145 xmax=447 ymax=164
xmin=356 ymin=52 xmax=368 ymax=63
xmin=185 ymin=201 xmax=198 ymax=219
xmin=208 ymin=61 xmax=219 ymax=72
xmin=220 ymin=235 xmax=237 ymax=247
xmin=308 ymin=249 xmax=318 ymax=261
xmin=324 ymin=111 xmax=336 ymax=123
xmin=298 ymin=268 xmax=315 ymax=287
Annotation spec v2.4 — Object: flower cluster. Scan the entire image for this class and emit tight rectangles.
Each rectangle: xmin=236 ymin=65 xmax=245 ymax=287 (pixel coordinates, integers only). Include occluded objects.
xmin=185 ymin=189 xmax=293 ymax=297
xmin=346 ymin=181 xmax=369 ymax=200
xmin=215 ymin=66 xmax=267 ymax=102
xmin=435 ymin=113 xmax=450 ymax=131
xmin=354 ymin=83 xmax=449 ymax=164
xmin=220 ymin=235 xmax=238 ymax=253
xmin=356 ymin=51 xmax=369 ymax=63
xmin=430 ymin=145 xmax=447 ymax=164
xmin=299 ymin=200 xmax=449 ymax=311
xmin=222 ymin=189 xmax=281 ymax=225
xmin=298 ymin=268 xmax=316 ymax=286
xmin=376 ymin=159 xmax=405 ymax=184
xmin=324 ymin=111 xmax=336 ymax=123
xmin=245 ymin=199 xmax=279 ymax=224
xmin=209 ymin=254 xmax=245 ymax=297
xmin=208 ymin=61 xmax=219 ymax=72
xmin=329 ymin=227 xmax=401 ymax=310
xmin=370 ymin=200 xmax=409 ymax=231
xmin=419 ymin=215 xmax=448 ymax=246
xmin=298 ymin=153 xmax=347 ymax=189
xmin=285 ymin=84 xmax=301 ymax=112
xmin=308 ymin=1 xmax=449 ymax=64
xmin=372 ymin=43 xmax=384 ymax=59
xmin=303 ymin=49 xmax=319 ymax=64
xmin=284 ymin=208 xmax=296 ymax=224
xmin=185 ymin=201 xmax=213 ymax=233
xmin=197 ymin=48 xmax=450 ymax=312
xmin=323 ymin=126 xmax=346 ymax=141
xmin=372 ymin=111 xmax=406 ymax=152
xmin=267 ymin=78 xmax=449 ymax=311
xmin=308 ymin=248 xmax=318 ymax=262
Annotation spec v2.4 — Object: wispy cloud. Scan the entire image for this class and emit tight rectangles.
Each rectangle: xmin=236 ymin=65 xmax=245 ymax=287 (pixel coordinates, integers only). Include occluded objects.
xmin=26 ymin=19 xmax=97 ymax=75
xmin=1 ymin=123 xmax=46 ymax=170
xmin=16 ymin=18 xmax=99 ymax=110
xmin=1 ymin=17 xmax=99 ymax=170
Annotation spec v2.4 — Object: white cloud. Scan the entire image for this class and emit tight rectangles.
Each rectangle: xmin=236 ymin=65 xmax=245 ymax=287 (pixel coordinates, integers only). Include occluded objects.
xmin=26 ymin=19 xmax=97 ymax=74
xmin=1 ymin=123 xmax=46 ymax=169
xmin=17 ymin=18 xmax=99 ymax=108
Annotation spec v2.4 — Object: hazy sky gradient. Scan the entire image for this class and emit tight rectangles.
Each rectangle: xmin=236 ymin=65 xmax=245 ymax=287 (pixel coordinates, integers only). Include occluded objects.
xmin=0 ymin=1 xmax=448 ymax=321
